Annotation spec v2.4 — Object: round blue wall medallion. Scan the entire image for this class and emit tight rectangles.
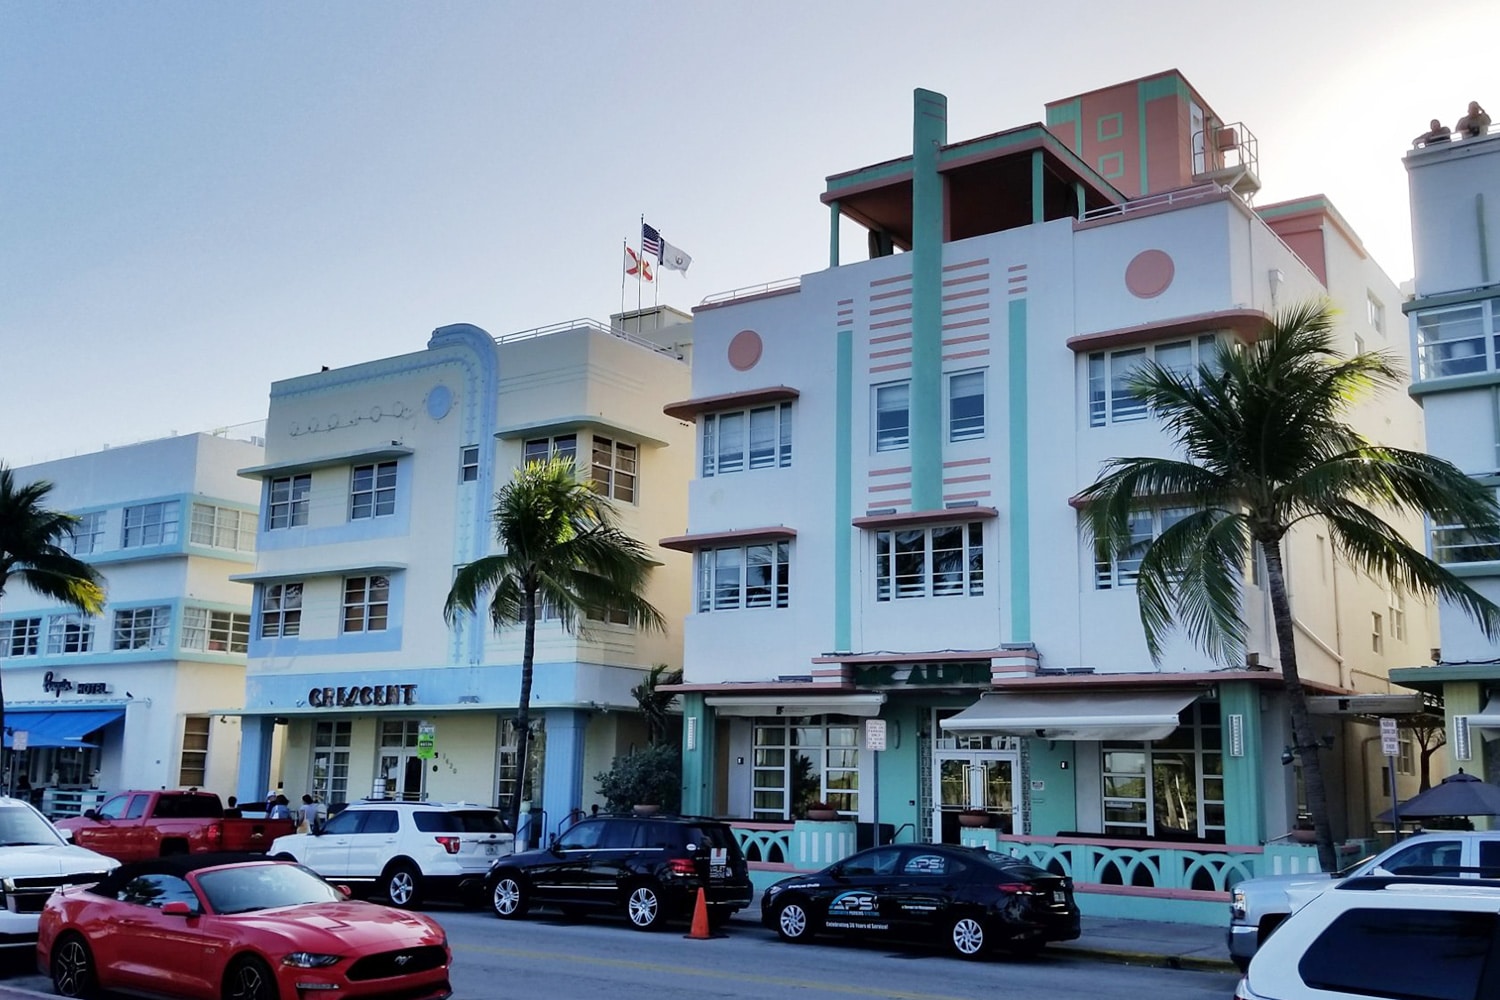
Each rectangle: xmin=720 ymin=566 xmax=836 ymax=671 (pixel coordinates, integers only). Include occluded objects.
xmin=426 ymin=385 xmax=453 ymax=421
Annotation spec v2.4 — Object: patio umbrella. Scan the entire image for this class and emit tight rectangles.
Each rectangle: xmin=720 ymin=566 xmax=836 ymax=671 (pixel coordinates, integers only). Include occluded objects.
xmin=1376 ymin=769 xmax=1500 ymax=821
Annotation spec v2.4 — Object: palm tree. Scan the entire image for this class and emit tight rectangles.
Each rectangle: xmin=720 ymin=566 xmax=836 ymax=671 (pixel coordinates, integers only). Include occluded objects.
xmin=0 ymin=464 xmax=106 ymax=747
xmin=443 ymin=455 xmax=666 ymax=833
xmin=632 ymin=663 xmax=683 ymax=746
xmin=1079 ymin=301 xmax=1500 ymax=870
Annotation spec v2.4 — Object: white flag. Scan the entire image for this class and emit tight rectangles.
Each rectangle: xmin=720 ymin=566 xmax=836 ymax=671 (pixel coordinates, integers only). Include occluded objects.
xmin=659 ymin=238 xmax=692 ymax=274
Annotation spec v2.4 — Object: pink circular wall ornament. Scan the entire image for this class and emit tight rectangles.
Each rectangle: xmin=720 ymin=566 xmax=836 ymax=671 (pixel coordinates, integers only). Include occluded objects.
xmin=1125 ymin=249 xmax=1175 ymax=299
xmin=728 ymin=329 xmax=763 ymax=371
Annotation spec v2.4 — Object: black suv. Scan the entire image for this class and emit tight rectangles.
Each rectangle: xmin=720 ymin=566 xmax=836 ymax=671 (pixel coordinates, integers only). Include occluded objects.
xmin=483 ymin=814 xmax=752 ymax=930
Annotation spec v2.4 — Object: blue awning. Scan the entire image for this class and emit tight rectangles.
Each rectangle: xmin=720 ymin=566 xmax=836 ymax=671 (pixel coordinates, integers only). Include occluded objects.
xmin=3 ymin=709 xmax=125 ymax=749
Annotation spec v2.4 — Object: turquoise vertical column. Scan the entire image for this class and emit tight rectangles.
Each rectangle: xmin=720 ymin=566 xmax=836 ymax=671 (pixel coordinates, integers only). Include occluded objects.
xmin=1007 ymin=299 xmax=1031 ymax=642
xmin=541 ymin=709 xmax=588 ymax=841
xmin=834 ymin=326 xmax=853 ymax=651
xmin=235 ymin=716 xmax=276 ymax=806
xmin=1073 ymin=180 xmax=1085 ymax=220
xmin=1220 ymin=682 xmax=1266 ymax=846
xmin=1031 ymin=150 xmax=1045 ymax=224
xmin=679 ymin=694 xmax=717 ymax=815
xmin=908 ymin=89 xmax=948 ymax=510
xmin=829 ymin=200 xmax=841 ymax=268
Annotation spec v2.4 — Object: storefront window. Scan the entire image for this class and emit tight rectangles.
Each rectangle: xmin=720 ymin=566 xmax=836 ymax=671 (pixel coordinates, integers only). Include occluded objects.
xmin=312 ymin=722 xmax=352 ymax=805
xmin=751 ymin=717 xmax=860 ymax=819
xmin=178 ymin=716 xmax=210 ymax=787
xmin=1100 ymin=701 xmax=1223 ymax=841
xmin=496 ymin=718 xmax=545 ymax=816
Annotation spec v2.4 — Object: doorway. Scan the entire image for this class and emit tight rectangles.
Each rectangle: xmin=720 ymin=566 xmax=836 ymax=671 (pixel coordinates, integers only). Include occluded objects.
xmin=932 ymin=749 xmax=1019 ymax=844
xmin=377 ymin=720 xmax=425 ymax=801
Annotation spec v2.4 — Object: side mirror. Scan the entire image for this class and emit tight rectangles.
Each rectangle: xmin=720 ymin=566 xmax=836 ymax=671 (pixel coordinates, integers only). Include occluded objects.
xmin=57 ymin=828 xmax=74 ymax=843
xmin=337 ymin=884 xmax=353 ymax=898
xmin=549 ymin=840 xmax=565 ymax=855
xmin=82 ymin=810 xmax=100 ymax=821
xmin=160 ymin=901 xmax=194 ymax=917
xmin=827 ymin=865 xmax=845 ymax=880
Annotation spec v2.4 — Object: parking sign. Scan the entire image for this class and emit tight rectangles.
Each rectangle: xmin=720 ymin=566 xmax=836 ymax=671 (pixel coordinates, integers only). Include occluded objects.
xmin=865 ymin=719 xmax=887 ymax=752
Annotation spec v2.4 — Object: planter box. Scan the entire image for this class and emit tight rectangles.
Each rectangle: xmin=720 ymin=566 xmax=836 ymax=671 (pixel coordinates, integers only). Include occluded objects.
xmin=792 ymin=819 xmax=857 ymax=868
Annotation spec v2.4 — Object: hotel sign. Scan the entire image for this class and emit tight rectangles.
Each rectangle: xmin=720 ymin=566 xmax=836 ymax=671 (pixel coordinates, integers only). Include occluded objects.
xmin=851 ymin=662 xmax=990 ymax=688
xmin=308 ymin=684 xmax=418 ymax=708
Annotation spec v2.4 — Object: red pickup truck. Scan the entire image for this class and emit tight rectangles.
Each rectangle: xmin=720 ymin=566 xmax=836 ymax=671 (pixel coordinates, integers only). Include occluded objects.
xmin=54 ymin=791 xmax=296 ymax=863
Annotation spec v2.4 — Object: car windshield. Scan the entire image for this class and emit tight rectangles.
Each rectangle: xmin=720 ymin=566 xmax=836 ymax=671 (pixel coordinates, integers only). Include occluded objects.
xmin=0 ymin=806 xmax=65 ymax=846
xmin=413 ymin=810 xmax=509 ymax=834
xmin=198 ymin=863 xmax=343 ymax=914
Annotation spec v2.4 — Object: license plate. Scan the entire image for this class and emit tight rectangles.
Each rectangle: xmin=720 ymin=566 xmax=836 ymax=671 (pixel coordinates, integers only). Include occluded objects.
xmin=484 ymin=843 xmax=499 ymax=856
xmin=1052 ymin=890 xmax=1065 ymax=903
xmin=710 ymin=864 xmax=728 ymax=880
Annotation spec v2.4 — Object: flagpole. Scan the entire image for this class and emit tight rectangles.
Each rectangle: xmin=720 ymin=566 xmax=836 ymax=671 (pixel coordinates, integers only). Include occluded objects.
xmin=620 ymin=238 xmax=628 ymax=325
xmin=637 ymin=214 xmax=644 ymax=318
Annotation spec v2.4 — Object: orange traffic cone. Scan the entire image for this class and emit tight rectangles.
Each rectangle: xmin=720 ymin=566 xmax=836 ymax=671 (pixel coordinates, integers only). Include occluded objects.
xmin=686 ymin=886 xmax=711 ymax=940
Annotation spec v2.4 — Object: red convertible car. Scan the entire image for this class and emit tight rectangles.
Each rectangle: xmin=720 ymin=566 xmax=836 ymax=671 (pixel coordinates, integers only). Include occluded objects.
xmin=37 ymin=853 xmax=452 ymax=1000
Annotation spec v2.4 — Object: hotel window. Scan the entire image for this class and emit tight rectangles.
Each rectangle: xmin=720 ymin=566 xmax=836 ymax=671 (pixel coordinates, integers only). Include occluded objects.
xmin=697 ymin=542 xmax=790 ymax=612
xmin=178 ymin=716 xmax=210 ymax=788
xmin=66 ymin=511 xmax=105 ymax=555
xmin=1389 ymin=590 xmax=1407 ymax=642
xmin=1415 ymin=303 xmax=1498 ymax=379
xmin=1094 ymin=508 xmax=1193 ymax=589
xmin=1102 ymin=701 xmax=1223 ymax=841
xmin=1433 ymin=491 xmax=1500 ymax=563
xmin=268 ymin=474 xmax=311 ymax=529
xmin=112 ymin=606 xmax=170 ymax=651
xmin=1371 ymin=612 xmax=1383 ymax=653
xmin=523 ymin=434 xmax=578 ymax=470
xmin=342 ymin=575 xmax=390 ymax=633
xmin=46 ymin=614 xmax=94 ymax=655
xmin=181 ymin=608 xmax=250 ymax=653
xmin=312 ymin=721 xmax=353 ymax=805
xmin=591 ymin=437 xmax=637 ymax=503
xmin=874 ymin=381 xmax=910 ymax=452
xmin=460 ymin=445 xmax=480 ymax=483
xmin=1397 ymin=735 xmax=1415 ymax=776
xmin=350 ymin=462 xmax=397 ymax=519
xmin=260 ymin=582 xmax=303 ymax=638
xmin=1088 ymin=337 xmax=1218 ymax=427
xmin=702 ymin=403 xmax=793 ymax=476
xmin=0 ymin=618 xmax=41 ymax=657
xmin=1367 ymin=294 xmax=1385 ymax=335
xmin=190 ymin=503 xmax=257 ymax=551
xmin=875 ymin=522 xmax=984 ymax=601
xmin=751 ymin=718 xmax=861 ymax=820
xmin=122 ymin=501 xmax=180 ymax=548
xmin=947 ymin=371 xmax=986 ymax=442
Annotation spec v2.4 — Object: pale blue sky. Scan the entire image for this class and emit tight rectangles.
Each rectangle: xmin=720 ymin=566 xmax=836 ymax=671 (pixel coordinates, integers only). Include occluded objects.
xmin=2 ymin=1 xmax=1495 ymax=463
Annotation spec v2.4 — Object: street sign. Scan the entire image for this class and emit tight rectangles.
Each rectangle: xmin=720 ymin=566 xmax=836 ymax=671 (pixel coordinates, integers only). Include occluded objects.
xmin=1382 ymin=735 xmax=1401 ymax=756
xmin=11 ymin=731 xmax=26 ymax=752
xmin=1379 ymin=717 xmax=1398 ymax=736
xmin=865 ymin=719 xmax=887 ymax=752
xmin=417 ymin=723 xmax=436 ymax=760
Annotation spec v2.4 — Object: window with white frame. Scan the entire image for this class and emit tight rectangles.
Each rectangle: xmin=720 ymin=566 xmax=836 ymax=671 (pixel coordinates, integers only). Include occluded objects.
xmin=189 ymin=503 xmax=257 ymax=551
xmin=179 ymin=716 xmax=210 ymax=787
xmin=66 ymin=511 xmax=105 ymax=555
xmin=1367 ymin=294 xmax=1385 ymax=335
xmin=751 ymin=717 xmax=861 ymax=820
xmin=46 ymin=614 xmax=94 ymax=655
xmin=350 ymin=462 xmax=397 ymax=520
xmin=122 ymin=501 xmax=180 ymax=548
xmin=1372 ymin=612 xmax=1384 ymax=653
xmin=1397 ymin=734 xmax=1415 ymax=776
xmin=460 ymin=445 xmax=480 ymax=483
xmin=1088 ymin=336 xmax=1218 ymax=427
xmin=1094 ymin=507 xmax=1193 ymax=589
xmin=1433 ymin=489 xmax=1500 ymax=563
xmin=1389 ymin=590 xmax=1407 ymax=642
xmin=181 ymin=608 xmax=250 ymax=653
xmin=702 ymin=403 xmax=793 ymax=476
xmin=1415 ymin=302 xmax=1499 ymax=380
xmin=112 ymin=606 xmax=170 ymax=651
xmin=342 ymin=575 xmax=390 ymax=632
xmin=947 ymin=370 xmax=985 ymax=442
xmin=260 ymin=582 xmax=303 ymax=638
xmin=875 ymin=522 xmax=984 ymax=600
xmin=0 ymin=618 xmax=41 ymax=657
xmin=1102 ymin=701 xmax=1223 ymax=839
xmin=268 ymin=474 xmax=311 ymax=529
xmin=523 ymin=434 xmax=578 ymax=469
xmin=312 ymin=721 xmax=353 ymax=805
xmin=874 ymin=381 xmax=910 ymax=452
xmin=591 ymin=437 xmax=637 ymax=503
xmin=697 ymin=542 xmax=790 ymax=612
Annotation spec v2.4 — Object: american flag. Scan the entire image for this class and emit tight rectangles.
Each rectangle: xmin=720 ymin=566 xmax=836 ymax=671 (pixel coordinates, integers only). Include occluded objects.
xmin=641 ymin=223 xmax=663 ymax=260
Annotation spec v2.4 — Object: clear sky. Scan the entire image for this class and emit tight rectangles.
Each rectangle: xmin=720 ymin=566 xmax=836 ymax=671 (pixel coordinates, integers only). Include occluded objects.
xmin=2 ymin=1 xmax=1495 ymax=464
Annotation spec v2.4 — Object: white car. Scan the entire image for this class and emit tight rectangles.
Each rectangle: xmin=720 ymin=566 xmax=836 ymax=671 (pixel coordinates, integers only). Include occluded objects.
xmin=0 ymin=796 xmax=116 ymax=949
xmin=268 ymin=799 xmax=513 ymax=908
xmin=1235 ymin=873 xmax=1500 ymax=999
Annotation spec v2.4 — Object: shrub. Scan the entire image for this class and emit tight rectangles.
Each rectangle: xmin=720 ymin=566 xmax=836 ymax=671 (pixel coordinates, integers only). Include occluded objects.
xmin=595 ymin=743 xmax=682 ymax=813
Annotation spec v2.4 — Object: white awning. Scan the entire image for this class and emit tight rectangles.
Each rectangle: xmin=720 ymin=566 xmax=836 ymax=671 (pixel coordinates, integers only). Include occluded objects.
xmin=704 ymin=694 xmax=887 ymax=718
xmin=1468 ymin=698 xmax=1500 ymax=730
xmin=940 ymin=689 xmax=1201 ymax=741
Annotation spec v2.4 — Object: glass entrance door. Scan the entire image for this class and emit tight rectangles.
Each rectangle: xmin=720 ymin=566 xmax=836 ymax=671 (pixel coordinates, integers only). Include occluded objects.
xmin=933 ymin=751 xmax=1017 ymax=843
xmin=378 ymin=721 xmax=425 ymax=801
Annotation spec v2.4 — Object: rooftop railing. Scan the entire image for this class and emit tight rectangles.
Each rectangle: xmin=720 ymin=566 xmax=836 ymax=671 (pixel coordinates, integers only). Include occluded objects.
xmin=1081 ymin=182 xmax=1229 ymax=223
xmin=493 ymin=317 xmax=685 ymax=359
xmin=700 ymin=276 xmax=803 ymax=307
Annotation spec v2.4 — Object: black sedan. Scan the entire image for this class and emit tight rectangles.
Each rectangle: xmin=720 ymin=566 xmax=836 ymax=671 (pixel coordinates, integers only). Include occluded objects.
xmin=759 ymin=843 xmax=1080 ymax=959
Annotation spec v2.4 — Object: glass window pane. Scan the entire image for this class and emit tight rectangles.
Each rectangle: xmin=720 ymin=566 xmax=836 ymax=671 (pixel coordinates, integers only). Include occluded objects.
xmin=948 ymin=371 xmax=985 ymax=441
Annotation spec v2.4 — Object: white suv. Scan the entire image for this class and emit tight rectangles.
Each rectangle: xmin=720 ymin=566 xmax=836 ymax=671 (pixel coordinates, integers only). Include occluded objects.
xmin=0 ymin=796 xmax=116 ymax=949
xmin=1235 ymin=874 xmax=1500 ymax=999
xmin=268 ymin=799 xmax=513 ymax=909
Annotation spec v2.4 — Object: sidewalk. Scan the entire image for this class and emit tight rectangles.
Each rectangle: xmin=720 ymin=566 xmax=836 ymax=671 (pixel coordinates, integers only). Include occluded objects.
xmin=1052 ymin=913 xmax=1236 ymax=973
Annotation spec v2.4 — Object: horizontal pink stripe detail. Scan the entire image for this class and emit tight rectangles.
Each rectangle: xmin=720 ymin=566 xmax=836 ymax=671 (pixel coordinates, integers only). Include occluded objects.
xmin=869 ymin=346 xmax=912 ymax=359
xmin=1008 ymin=287 xmax=1027 ymax=296
xmin=870 ymin=302 xmax=912 ymax=317
xmin=870 ymin=498 xmax=910 ymax=508
xmin=942 ymin=288 xmax=988 ymax=303
xmin=870 ymin=288 xmax=912 ymax=302
xmin=1007 ymin=275 xmax=1028 ymax=284
xmin=870 ymin=318 xmax=912 ymax=331
xmin=944 ymin=258 xmax=989 ymax=272
xmin=943 ymin=457 xmax=991 ymax=468
xmin=870 ymin=466 xmax=912 ymax=476
xmin=1007 ymin=264 xmax=1027 ymax=272
xmin=943 ymin=473 xmax=991 ymax=485
xmin=837 ymin=319 xmax=853 ymax=327
xmin=942 ymin=273 xmax=988 ymax=287
xmin=870 ymin=273 xmax=912 ymax=287
xmin=870 ymin=332 xmax=912 ymax=345
xmin=837 ymin=298 xmax=854 ymax=306
xmin=868 ymin=482 xmax=911 ymax=493
xmin=941 ymin=303 xmax=987 ymax=317
xmin=943 ymin=349 xmax=990 ymax=361
xmin=942 ymin=333 xmax=989 ymax=346
xmin=870 ymin=362 xmax=912 ymax=374
xmin=942 ymin=317 xmax=989 ymax=332
xmin=837 ymin=308 xmax=854 ymax=316
xmin=944 ymin=490 xmax=992 ymax=501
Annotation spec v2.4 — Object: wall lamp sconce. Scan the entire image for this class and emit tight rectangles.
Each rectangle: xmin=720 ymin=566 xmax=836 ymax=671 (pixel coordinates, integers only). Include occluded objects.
xmin=1281 ymin=735 xmax=1335 ymax=765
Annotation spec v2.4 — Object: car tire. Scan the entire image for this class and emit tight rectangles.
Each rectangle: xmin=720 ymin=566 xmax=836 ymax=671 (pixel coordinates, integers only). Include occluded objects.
xmin=949 ymin=914 xmax=988 ymax=959
xmin=50 ymin=933 xmax=99 ymax=999
xmin=273 ymin=852 xmax=297 ymax=862
xmin=380 ymin=861 xmax=423 ymax=909
xmin=624 ymin=881 xmax=664 ymax=931
xmin=223 ymin=955 xmax=279 ymax=1000
xmin=490 ymin=873 xmax=529 ymax=919
xmin=775 ymin=899 xmax=814 ymax=943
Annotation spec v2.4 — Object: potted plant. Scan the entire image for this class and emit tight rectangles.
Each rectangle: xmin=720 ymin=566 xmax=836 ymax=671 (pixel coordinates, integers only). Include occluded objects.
xmin=595 ymin=743 xmax=682 ymax=815
xmin=804 ymin=801 xmax=839 ymax=822
xmin=958 ymin=808 xmax=991 ymax=828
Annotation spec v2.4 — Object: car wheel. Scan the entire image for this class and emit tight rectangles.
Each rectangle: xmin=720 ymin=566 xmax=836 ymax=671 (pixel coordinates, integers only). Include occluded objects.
xmin=775 ymin=900 xmax=813 ymax=943
xmin=273 ymin=852 xmax=297 ymax=862
xmin=51 ymin=933 xmax=99 ymax=999
xmin=949 ymin=914 xmax=988 ymax=959
xmin=624 ymin=882 xmax=664 ymax=931
xmin=381 ymin=861 xmax=422 ymax=909
xmin=491 ymin=873 xmax=529 ymax=919
xmin=223 ymin=955 xmax=279 ymax=1000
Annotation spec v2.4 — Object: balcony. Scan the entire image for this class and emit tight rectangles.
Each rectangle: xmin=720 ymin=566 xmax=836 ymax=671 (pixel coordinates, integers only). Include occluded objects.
xmin=1192 ymin=121 xmax=1260 ymax=198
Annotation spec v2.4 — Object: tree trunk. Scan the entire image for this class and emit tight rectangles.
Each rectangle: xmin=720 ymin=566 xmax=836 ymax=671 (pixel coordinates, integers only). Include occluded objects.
xmin=1261 ymin=538 xmax=1338 ymax=871
xmin=509 ymin=585 xmax=538 ymax=842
